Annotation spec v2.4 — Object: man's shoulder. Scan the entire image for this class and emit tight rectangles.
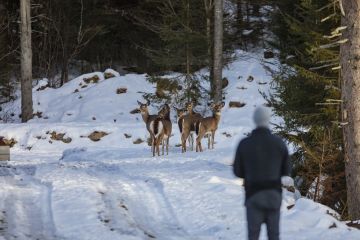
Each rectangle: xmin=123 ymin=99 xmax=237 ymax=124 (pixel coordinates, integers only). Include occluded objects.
xmin=237 ymin=136 xmax=251 ymax=151
xmin=270 ymin=133 xmax=287 ymax=150
xmin=240 ymin=135 xmax=251 ymax=145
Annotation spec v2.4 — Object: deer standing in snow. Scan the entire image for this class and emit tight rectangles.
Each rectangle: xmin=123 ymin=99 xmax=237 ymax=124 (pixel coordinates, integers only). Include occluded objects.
xmin=158 ymin=104 xmax=172 ymax=155
xmin=195 ymin=102 xmax=225 ymax=152
xmin=175 ymin=107 xmax=187 ymax=134
xmin=137 ymin=100 xmax=163 ymax=156
xmin=181 ymin=102 xmax=203 ymax=152
xmin=175 ymin=107 xmax=191 ymax=146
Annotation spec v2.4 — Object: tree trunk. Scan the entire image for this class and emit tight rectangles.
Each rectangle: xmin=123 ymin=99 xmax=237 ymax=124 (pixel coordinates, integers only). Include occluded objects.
xmin=204 ymin=0 xmax=214 ymax=97
xmin=341 ymin=0 xmax=360 ymax=220
xmin=213 ymin=0 xmax=223 ymax=103
xmin=185 ymin=0 xmax=191 ymax=101
xmin=237 ymin=0 xmax=243 ymax=40
xmin=60 ymin=1 xmax=70 ymax=86
xmin=20 ymin=0 xmax=33 ymax=122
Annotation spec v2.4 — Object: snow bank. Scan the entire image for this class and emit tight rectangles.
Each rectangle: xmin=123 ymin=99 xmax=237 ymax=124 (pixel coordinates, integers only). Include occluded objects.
xmin=0 ymin=51 xmax=358 ymax=239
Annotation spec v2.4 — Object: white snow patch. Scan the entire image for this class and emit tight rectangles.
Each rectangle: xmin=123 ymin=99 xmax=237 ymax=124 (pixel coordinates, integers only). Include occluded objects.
xmin=0 ymin=51 xmax=358 ymax=239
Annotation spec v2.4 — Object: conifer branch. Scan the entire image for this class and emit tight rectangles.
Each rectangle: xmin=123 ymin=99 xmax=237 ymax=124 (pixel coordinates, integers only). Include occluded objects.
xmin=323 ymin=33 xmax=342 ymax=39
xmin=331 ymin=26 xmax=347 ymax=35
xmin=326 ymin=99 xmax=342 ymax=102
xmin=316 ymin=0 xmax=338 ymax=12
xmin=338 ymin=0 xmax=345 ymax=16
xmin=309 ymin=63 xmax=339 ymax=71
xmin=315 ymin=102 xmax=340 ymax=106
xmin=319 ymin=39 xmax=348 ymax=49
xmin=321 ymin=13 xmax=336 ymax=23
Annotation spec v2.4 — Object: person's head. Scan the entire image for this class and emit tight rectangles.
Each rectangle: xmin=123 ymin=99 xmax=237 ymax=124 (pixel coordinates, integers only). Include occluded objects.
xmin=253 ymin=106 xmax=271 ymax=128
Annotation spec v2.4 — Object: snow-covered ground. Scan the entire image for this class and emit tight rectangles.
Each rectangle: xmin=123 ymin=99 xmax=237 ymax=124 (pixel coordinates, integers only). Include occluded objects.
xmin=0 ymin=52 xmax=359 ymax=239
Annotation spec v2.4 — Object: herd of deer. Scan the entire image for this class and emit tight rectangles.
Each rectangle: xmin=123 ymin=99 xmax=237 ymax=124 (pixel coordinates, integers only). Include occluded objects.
xmin=137 ymin=100 xmax=225 ymax=157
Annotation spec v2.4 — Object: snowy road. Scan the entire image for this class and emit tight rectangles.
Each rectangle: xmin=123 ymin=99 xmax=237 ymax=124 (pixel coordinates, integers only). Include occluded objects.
xmin=0 ymin=52 xmax=359 ymax=239
xmin=1 ymin=147 xmax=247 ymax=240
xmin=1 ymin=144 xmax=359 ymax=240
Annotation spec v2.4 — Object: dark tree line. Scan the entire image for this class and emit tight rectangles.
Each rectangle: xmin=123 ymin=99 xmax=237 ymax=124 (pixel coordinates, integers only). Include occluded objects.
xmin=1 ymin=0 xmax=266 ymax=110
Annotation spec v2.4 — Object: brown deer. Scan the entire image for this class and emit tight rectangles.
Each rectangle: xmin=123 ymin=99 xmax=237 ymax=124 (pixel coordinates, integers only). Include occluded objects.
xmin=158 ymin=104 xmax=172 ymax=155
xmin=181 ymin=102 xmax=203 ymax=152
xmin=176 ymin=107 xmax=193 ymax=150
xmin=137 ymin=100 xmax=163 ymax=156
xmin=175 ymin=107 xmax=187 ymax=133
xmin=195 ymin=102 xmax=225 ymax=152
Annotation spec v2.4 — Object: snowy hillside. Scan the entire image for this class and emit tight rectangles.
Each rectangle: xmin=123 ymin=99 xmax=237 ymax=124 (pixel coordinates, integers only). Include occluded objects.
xmin=0 ymin=51 xmax=359 ymax=240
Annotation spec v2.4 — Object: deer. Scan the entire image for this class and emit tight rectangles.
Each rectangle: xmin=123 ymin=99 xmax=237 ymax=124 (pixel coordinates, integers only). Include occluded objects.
xmin=158 ymin=103 xmax=172 ymax=155
xmin=195 ymin=102 xmax=225 ymax=152
xmin=137 ymin=100 xmax=164 ymax=157
xmin=175 ymin=107 xmax=187 ymax=134
xmin=176 ymin=107 xmax=193 ymax=149
xmin=181 ymin=102 xmax=203 ymax=152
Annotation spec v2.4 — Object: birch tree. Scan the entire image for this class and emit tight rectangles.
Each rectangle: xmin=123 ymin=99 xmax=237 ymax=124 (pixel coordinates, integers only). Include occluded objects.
xmin=20 ymin=0 xmax=33 ymax=122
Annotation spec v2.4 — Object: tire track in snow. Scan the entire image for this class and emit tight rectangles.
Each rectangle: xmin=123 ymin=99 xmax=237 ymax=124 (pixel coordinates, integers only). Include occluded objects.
xmin=83 ymin=163 xmax=189 ymax=239
xmin=97 ymin=189 xmax=146 ymax=238
xmin=0 ymin=165 xmax=57 ymax=240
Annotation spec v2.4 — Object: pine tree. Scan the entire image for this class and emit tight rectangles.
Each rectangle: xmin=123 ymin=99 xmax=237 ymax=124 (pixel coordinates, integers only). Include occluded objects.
xmin=129 ymin=0 xmax=210 ymax=104
xmin=269 ymin=0 xmax=347 ymax=216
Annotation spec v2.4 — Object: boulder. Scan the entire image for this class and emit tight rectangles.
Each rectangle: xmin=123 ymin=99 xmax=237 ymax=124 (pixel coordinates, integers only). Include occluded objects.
xmin=229 ymin=101 xmax=246 ymax=108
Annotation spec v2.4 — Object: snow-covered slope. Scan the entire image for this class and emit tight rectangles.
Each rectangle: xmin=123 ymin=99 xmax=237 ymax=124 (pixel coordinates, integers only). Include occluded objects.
xmin=0 ymin=52 xmax=359 ymax=240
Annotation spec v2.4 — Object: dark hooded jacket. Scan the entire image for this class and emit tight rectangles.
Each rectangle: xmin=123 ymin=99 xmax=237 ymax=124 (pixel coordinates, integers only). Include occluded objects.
xmin=233 ymin=127 xmax=290 ymax=201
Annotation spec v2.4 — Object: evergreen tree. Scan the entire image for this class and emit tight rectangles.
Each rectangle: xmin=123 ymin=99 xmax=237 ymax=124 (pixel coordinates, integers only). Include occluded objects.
xmin=269 ymin=0 xmax=346 ymax=216
xmin=128 ymin=0 xmax=213 ymax=105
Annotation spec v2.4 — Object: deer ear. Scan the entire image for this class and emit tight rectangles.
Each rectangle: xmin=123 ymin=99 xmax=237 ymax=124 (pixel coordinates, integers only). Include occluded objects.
xmin=146 ymin=100 xmax=150 ymax=106
xmin=221 ymin=102 xmax=225 ymax=108
xmin=137 ymin=100 xmax=142 ymax=105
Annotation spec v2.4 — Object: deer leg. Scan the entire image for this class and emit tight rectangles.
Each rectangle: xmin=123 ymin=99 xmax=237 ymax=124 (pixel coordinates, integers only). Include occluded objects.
xmin=152 ymin=136 xmax=155 ymax=157
xmin=207 ymin=134 xmax=211 ymax=149
xmin=199 ymin=136 xmax=203 ymax=152
xmin=195 ymin=136 xmax=198 ymax=152
xmin=211 ymin=131 xmax=215 ymax=149
xmin=166 ymin=138 xmax=169 ymax=155
xmin=189 ymin=132 xmax=194 ymax=151
xmin=162 ymin=137 xmax=165 ymax=155
xmin=156 ymin=137 xmax=161 ymax=156
xmin=196 ymin=134 xmax=201 ymax=152
xmin=181 ymin=133 xmax=187 ymax=153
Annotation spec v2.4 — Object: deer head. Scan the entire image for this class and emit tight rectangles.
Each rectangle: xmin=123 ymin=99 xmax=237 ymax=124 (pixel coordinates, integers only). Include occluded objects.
xmin=185 ymin=102 xmax=195 ymax=113
xmin=137 ymin=100 xmax=150 ymax=114
xmin=158 ymin=104 xmax=171 ymax=119
xmin=210 ymin=102 xmax=225 ymax=116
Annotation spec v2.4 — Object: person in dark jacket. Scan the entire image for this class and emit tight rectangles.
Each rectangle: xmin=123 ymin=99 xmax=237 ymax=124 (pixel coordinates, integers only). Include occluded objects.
xmin=233 ymin=106 xmax=290 ymax=240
